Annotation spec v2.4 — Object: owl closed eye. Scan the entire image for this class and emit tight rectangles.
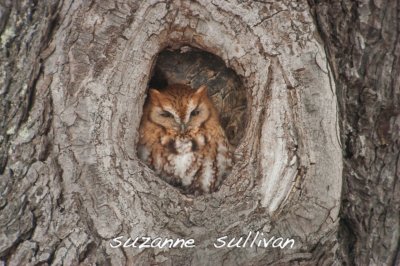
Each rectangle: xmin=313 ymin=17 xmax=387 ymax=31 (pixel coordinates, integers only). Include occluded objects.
xmin=138 ymin=83 xmax=233 ymax=194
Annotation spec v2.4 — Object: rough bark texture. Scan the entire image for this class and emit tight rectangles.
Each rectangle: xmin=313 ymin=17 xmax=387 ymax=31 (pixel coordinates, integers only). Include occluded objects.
xmin=0 ymin=0 xmax=396 ymax=265
xmin=309 ymin=0 xmax=400 ymax=265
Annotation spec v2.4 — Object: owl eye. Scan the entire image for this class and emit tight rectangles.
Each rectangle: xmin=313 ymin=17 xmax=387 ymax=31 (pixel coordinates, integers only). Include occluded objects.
xmin=160 ymin=111 xmax=173 ymax=118
xmin=190 ymin=109 xmax=200 ymax=117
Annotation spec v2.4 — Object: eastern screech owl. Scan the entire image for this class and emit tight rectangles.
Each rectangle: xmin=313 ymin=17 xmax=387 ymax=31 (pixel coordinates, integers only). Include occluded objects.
xmin=138 ymin=84 xmax=233 ymax=194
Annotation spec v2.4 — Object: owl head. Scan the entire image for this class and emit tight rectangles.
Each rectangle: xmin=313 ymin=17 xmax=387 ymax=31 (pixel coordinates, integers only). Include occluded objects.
xmin=147 ymin=84 xmax=216 ymax=134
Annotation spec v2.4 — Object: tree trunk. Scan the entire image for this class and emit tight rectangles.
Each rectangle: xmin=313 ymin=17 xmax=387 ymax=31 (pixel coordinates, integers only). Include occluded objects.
xmin=309 ymin=0 xmax=400 ymax=265
xmin=0 ymin=1 xmax=398 ymax=265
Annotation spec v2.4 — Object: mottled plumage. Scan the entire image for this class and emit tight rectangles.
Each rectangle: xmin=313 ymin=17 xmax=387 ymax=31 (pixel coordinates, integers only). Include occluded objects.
xmin=138 ymin=84 xmax=232 ymax=194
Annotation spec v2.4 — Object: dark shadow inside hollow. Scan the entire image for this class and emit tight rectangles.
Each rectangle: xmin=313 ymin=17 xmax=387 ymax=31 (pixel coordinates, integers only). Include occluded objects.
xmin=148 ymin=46 xmax=247 ymax=147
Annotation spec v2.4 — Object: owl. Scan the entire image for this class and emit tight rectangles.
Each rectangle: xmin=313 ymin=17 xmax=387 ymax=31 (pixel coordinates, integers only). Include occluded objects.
xmin=138 ymin=84 xmax=233 ymax=194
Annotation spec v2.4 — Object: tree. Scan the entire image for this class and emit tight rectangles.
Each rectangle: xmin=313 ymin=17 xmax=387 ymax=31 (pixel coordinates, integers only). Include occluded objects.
xmin=309 ymin=0 xmax=400 ymax=264
xmin=0 ymin=0 xmax=398 ymax=265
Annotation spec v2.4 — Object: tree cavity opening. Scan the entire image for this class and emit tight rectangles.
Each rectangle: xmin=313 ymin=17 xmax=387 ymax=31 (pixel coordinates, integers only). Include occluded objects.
xmin=138 ymin=46 xmax=248 ymax=194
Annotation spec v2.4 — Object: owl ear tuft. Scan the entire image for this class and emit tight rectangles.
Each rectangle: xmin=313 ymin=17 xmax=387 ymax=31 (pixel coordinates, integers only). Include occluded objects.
xmin=194 ymin=85 xmax=208 ymax=98
xmin=149 ymin=88 xmax=162 ymax=104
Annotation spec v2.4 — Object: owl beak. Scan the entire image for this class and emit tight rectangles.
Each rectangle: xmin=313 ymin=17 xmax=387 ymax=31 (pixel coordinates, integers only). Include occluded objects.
xmin=180 ymin=123 xmax=187 ymax=133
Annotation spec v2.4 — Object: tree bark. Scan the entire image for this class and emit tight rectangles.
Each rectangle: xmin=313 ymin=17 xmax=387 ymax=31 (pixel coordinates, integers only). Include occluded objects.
xmin=309 ymin=0 xmax=400 ymax=265
xmin=0 ymin=0 xmax=398 ymax=265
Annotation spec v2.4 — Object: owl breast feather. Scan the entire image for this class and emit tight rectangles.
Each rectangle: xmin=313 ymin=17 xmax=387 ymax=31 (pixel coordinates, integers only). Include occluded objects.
xmin=168 ymin=138 xmax=200 ymax=187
